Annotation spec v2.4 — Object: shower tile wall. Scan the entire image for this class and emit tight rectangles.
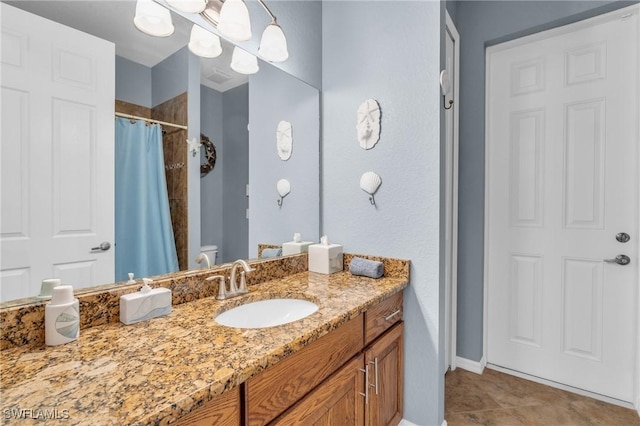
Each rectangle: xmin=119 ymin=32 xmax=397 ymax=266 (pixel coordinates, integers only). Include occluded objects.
xmin=152 ymin=93 xmax=188 ymax=271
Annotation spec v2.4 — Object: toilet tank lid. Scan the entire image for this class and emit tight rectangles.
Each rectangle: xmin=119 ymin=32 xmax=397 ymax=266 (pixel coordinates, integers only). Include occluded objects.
xmin=201 ymin=245 xmax=218 ymax=251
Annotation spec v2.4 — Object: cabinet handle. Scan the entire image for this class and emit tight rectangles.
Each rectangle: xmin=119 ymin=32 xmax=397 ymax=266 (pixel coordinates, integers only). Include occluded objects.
xmin=359 ymin=365 xmax=369 ymax=405
xmin=384 ymin=309 xmax=401 ymax=321
xmin=369 ymin=358 xmax=379 ymax=395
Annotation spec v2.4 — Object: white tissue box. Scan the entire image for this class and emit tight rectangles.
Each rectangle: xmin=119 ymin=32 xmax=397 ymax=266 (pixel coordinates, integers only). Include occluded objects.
xmin=308 ymin=243 xmax=343 ymax=274
xmin=282 ymin=241 xmax=314 ymax=256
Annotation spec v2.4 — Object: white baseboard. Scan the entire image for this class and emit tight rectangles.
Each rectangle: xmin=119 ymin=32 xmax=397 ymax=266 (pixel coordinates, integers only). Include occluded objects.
xmin=398 ymin=420 xmax=445 ymax=426
xmin=455 ymin=356 xmax=486 ymax=375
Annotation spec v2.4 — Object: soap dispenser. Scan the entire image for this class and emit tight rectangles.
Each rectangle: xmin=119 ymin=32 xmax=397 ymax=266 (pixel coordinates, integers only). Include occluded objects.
xmin=45 ymin=285 xmax=79 ymax=346
xmin=120 ymin=278 xmax=172 ymax=325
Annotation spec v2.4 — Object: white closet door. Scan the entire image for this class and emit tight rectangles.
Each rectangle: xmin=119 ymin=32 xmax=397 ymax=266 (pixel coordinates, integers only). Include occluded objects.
xmin=1 ymin=4 xmax=115 ymax=301
xmin=486 ymin=6 xmax=639 ymax=402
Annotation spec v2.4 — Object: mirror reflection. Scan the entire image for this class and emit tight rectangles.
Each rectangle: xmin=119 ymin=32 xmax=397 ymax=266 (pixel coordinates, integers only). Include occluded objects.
xmin=0 ymin=0 xmax=319 ymax=304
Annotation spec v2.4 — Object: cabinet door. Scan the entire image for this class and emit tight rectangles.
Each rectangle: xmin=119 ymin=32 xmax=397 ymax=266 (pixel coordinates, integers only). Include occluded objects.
xmin=365 ymin=322 xmax=403 ymax=426
xmin=272 ymin=354 xmax=365 ymax=425
xmin=173 ymin=386 xmax=241 ymax=426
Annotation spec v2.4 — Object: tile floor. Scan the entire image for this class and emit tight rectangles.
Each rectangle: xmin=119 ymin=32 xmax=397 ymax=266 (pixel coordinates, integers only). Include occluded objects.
xmin=445 ymin=368 xmax=640 ymax=425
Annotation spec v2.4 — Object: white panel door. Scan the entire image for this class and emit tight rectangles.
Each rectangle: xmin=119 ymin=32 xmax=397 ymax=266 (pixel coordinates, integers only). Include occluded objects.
xmin=1 ymin=4 xmax=115 ymax=302
xmin=486 ymin=6 xmax=639 ymax=403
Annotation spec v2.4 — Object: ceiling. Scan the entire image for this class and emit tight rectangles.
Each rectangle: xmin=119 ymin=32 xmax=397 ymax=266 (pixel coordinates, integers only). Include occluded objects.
xmin=4 ymin=0 xmax=248 ymax=92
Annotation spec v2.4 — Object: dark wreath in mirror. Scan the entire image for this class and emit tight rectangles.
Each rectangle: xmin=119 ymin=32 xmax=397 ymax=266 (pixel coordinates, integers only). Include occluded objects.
xmin=200 ymin=133 xmax=217 ymax=177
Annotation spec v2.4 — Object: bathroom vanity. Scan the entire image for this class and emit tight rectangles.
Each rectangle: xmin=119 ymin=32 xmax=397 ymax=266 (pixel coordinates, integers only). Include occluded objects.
xmin=0 ymin=254 xmax=408 ymax=425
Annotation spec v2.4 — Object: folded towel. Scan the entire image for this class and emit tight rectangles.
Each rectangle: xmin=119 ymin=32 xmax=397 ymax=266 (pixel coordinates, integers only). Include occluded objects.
xmin=349 ymin=257 xmax=384 ymax=279
xmin=261 ymin=248 xmax=282 ymax=258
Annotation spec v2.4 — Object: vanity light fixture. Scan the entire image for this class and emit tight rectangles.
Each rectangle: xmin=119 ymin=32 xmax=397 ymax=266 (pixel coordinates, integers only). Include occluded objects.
xmin=166 ymin=0 xmax=207 ymax=13
xmin=217 ymin=0 xmax=252 ymax=42
xmin=188 ymin=24 xmax=223 ymax=58
xmin=257 ymin=1 xmax=288 ymax=62
xmin=258 ymin=21 xmax=288 ymax=62
xmin=200 ymin=0 xmax=289 ymax=63
xmin=230 ymin=46 xmax=259 ymax=75
xmin=134 ymin=0 xmax=175 ymax=37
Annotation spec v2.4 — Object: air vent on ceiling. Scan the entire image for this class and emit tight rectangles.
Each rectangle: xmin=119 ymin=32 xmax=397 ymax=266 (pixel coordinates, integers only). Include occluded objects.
xmin=206 ymin=68 xmax=234 ymax=84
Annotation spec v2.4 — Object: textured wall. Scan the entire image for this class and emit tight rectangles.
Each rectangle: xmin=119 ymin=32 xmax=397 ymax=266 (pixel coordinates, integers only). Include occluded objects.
xmin=454 ymin=0 xmax=635 ymax=362
xmin=200 ymin=86 xmax=224 ymax=262
xmin=222 ymin=84 xmax=250 ymax=263
xmin=322 ymin=2 xmax=443 ymax=423
xmin=248 ymin=62 xmax=320 ymax=257
xmin=115 ymin=56 xmax=152 ymax=108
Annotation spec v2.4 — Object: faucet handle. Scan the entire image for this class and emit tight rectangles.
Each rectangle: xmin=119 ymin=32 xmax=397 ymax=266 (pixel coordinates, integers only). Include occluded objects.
xmin=206 ymin=275 xmax=226 ymax=300
xmin=237 ymin=271 xmax=249 ymax=294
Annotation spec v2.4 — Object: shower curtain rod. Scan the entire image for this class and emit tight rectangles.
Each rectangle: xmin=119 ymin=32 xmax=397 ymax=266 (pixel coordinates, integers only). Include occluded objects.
xmin=115 ymin=112 xmax=188 ymax=130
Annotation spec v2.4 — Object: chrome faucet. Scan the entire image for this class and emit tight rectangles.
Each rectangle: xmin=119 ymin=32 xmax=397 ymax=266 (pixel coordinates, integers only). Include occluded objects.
xmin=230 ymin=259 xmax=255 ymax=295
xmin=206 ymin=260 xmax=255 ymax=300
xmin=195 ymin=253 xmax=211 ymax=269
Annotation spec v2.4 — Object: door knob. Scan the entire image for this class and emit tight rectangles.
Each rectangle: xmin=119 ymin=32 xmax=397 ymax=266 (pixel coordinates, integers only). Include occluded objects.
xmin=616 ymin=232 xmax=631 ymax=243
xmin=91 ymin=242 xmax=111 ymax=252
xmin=604 ymin=254 xmax=631 ymax=265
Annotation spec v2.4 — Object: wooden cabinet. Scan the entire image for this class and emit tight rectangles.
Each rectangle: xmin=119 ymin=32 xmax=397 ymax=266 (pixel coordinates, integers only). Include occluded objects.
xmin=173 ymin=386 xmax=241 ymax=426
xmin=271 ymin=355 xmax=365 ymax=425
xmin=272 ymin=293 xmax=404 ymax=426
xmin=365 ymin=292 xmax=403 ymax=345
xmin=174 ymin=292 xmax=404 ymax=426
xmin=365 ymin=322 xmax=403 ymax=426
xmin=245 ymin=315 xmax=364 ymax=425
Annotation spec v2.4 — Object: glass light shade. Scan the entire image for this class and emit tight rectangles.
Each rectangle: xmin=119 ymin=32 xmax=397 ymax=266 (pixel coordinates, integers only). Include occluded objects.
xmin=258 ymin=23 xmax=288 ymax=62
xmin=134 ymin=0 xmax=174 ymax=37
xmin=217 ymin=0 xmax=251 ymax=42
xmin=188 ymin=25 xmax=222 ymax=58
xmin=166 ymin=0 xmax=207 ymax=13
xmin=230 ymin=47 xmax=259 ymax=75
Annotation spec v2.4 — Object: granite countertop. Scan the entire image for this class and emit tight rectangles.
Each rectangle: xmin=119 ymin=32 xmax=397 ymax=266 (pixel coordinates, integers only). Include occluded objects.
xmin=0 ymin=270 xmax=408 ymax=425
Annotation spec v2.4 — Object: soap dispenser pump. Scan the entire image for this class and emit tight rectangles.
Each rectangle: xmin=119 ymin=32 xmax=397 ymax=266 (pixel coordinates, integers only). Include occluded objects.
xmin=120 ymin=278 xmax=172 ymax=325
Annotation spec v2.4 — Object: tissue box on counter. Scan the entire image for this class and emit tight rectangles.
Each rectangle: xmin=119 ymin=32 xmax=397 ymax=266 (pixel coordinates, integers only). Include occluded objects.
xmin=282 ymin=241 xmax=313 ymax=256
xmin=308 ymin=236 xmax=343 ymax=274
xmin=282 ymin=232 xmax=314 ymax=256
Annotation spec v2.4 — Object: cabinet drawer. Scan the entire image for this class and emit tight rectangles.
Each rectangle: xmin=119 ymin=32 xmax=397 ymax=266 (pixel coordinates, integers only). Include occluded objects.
xmin=364 ymin=292 xmax=403 ymax=345
xmin=173 ymin=386 xmax=240 ymax=426
xmin=245 ymin=314 xmax=364 ymax=425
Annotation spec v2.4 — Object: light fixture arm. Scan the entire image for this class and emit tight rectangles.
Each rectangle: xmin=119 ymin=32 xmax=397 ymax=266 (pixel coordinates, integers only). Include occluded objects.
xmin=257 ymin=0 xmax=277 ymax=24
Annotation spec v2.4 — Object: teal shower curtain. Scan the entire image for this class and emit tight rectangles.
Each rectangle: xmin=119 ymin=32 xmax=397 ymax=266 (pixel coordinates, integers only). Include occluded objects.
xmin=115 ymin=117 xmax=179 ymax=282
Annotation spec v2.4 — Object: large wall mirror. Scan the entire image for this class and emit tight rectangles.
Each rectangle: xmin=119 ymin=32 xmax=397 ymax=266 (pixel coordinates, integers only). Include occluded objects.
xmin=0 ymin=0 xmax=320 ymax=304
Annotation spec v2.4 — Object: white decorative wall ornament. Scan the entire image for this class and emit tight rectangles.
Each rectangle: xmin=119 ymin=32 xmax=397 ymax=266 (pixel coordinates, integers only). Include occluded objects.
xmin=277 ymin=178 xmax=291 ymax=207
xmin=276 ymin=120 xmax=293 ymax=160
xmin=356 ymin=99 xmax=381 ymax=150
xmin=186 ymin=137 xmax=201 ymax=157
xmin=359 ymin=171 xmax=382 ymax=206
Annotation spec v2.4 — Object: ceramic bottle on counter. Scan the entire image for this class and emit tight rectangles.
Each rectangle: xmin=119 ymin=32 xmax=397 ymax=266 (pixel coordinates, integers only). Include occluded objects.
xmin=45 ymin=285 xmax=80 ymax=346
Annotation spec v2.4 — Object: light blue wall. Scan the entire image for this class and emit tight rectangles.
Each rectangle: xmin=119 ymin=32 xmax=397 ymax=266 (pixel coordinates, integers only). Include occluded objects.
xmin=151 ymin=47 xmax=189 ymax=107
xmin=322 ymin=2 xmax=443 ymax=424
xmin=454 ymin=0 xmax=636 ymax=361
xmin=248 ymin=62 xmax=320 ymax=257
xmin=200 ymin=84 xmax=250 ymax=264
xmin=187 ymin=50 xmax=201 ymax=269
xmin=115 ymin=56 xmax=152 ymax=108
xmin=200 ymin=86 xmax=224 ymax=261
xmin=222 ymin=84 xmax=250 ymax=263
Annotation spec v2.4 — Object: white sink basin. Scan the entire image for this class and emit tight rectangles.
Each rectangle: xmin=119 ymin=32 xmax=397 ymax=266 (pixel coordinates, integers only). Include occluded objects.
xmin=215 ymin=298 xmax=319 ymax=329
